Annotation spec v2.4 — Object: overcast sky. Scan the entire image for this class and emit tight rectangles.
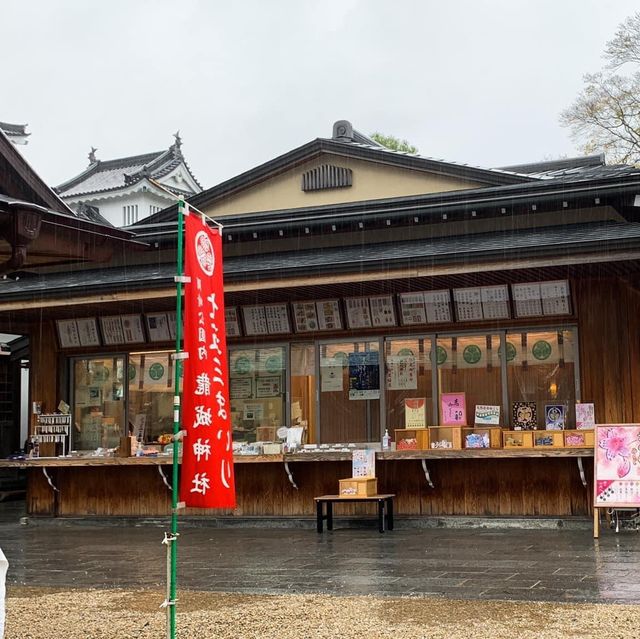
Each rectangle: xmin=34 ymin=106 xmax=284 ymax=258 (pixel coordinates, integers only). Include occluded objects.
xmin=4 ymin=0 xmax=639 ymax=189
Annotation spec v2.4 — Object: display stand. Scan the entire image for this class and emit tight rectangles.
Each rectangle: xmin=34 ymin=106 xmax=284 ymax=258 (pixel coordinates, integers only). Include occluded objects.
xmin=593 ymin=424 xmax=640 ymax=539
xmin=33 ymin=413 xmax=71 ymax=457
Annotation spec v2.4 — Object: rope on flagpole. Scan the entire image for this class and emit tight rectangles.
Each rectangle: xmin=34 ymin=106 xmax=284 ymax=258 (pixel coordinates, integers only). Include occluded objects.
xmin=148 ymin=178 xmax=224 ymax=231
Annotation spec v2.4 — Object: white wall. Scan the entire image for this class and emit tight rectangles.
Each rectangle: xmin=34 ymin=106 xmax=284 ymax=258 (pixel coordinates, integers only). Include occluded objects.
xmin=68 ymin=189 xmax=173 ymax=227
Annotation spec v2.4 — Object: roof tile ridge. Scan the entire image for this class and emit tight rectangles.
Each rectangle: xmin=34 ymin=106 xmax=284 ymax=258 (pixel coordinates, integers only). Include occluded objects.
xmin=100 ymin=150 xmax=166 ymax=170
xmin=322 ymin=137 xmax=537 ymax=180
xmin=55 ymin=161 xmax=101 ymax=193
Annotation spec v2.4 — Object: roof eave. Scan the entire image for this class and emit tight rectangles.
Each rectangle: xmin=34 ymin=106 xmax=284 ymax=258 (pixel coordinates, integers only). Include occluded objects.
xmin=130 ymin=173 xmax=640 ymax=242
xmin=140 ymin=138 xmax=537 ymax=227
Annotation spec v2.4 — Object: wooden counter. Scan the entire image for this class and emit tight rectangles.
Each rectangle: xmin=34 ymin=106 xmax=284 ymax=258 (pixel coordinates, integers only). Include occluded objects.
xmin=286 ymin=448 xmax=594 ymax=462
xmin=0 ymin=454 xmax=284 ymax=468
xmin=0 ymin=448 xmax=593 ymax=468
xmin=12 ymin=448 xmax=595 ymax=519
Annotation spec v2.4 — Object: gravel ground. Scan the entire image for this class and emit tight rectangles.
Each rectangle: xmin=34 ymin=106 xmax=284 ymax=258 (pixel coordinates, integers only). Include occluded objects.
xmin=4 ymin=587 xmax=638 ymax=639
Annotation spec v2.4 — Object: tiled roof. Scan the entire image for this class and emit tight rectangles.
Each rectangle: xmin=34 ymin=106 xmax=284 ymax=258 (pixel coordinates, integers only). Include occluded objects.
xmin=0 ymin=121 xmax=29 ymax=137
xmin=333 ymin=128 xmax=535 ymax=182
xmin=141 ymin=124 xmax=539 ymax=226
xmin=496 ymin=153 xmax=640 ymax=181
xmin=223 ymin=221 xmax=640 ymax=275
xmin=55 ymin=143 xmax=202 ymax=198
xmin=2 ymin=221 xmax=639 ymax=300
xmin=339 ymin=135 xmax=640 ymax=185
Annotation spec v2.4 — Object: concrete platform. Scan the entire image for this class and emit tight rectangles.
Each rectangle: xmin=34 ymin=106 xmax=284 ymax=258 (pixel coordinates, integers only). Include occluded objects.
xmin=2 ymin=502 xmax=640 ymax=604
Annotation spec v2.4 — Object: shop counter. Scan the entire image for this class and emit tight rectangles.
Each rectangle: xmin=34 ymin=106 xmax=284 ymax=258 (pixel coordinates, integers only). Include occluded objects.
xmin=4 ymin=448 xmax=595 ymax=520
xmin=0 ymin=454 xmax=284 ymax=468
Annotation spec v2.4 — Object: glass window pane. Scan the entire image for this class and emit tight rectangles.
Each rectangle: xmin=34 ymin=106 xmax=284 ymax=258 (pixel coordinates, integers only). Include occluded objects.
xmin=319 ymin=341 xmax=380 ymax=443
xmin=507 ymin=329 xmax=577 ymax=429
xmin=436 ymin=334 xmax=502 ymax=425
xmin=385 ymin=337 xmax=433 ymax=428
xmin=73 ymin=356 xmax=125 ymax=450
xmin=291 ymin=343 xmax=316 ymax=442
xmin=128 ymin=351 xmax=175 ymax=444
xmin=229 ymin=346 xmax=286 ymax=443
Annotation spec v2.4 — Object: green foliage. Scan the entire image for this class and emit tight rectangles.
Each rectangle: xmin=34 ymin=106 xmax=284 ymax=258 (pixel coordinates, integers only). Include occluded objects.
xmin=561 ymin=12 xmax=640 ymax=164
xmin=369 ymin=132 xmax=418 ymax=154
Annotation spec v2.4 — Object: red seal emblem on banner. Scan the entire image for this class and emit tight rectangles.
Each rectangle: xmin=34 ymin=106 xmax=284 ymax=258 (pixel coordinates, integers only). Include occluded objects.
xmin=195 ymin=230 xmax=215 ymax=276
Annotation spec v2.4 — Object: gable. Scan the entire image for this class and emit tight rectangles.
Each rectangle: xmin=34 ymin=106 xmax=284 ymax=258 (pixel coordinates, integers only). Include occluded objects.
xmin=206 ymin=153 xmax=485 ymax=216
xmin=158 ymin=162 xmax=201 ymax=194
xmin=0 ymin=130 xmax=71 ymax=214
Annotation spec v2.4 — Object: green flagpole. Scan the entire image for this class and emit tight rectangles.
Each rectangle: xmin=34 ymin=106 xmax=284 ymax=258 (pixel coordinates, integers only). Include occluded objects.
xmin=169 ymin=198 xmax=185 ymax=638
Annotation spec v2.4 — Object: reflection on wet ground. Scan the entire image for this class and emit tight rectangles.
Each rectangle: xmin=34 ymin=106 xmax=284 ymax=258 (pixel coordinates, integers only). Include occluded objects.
xmin=2 ymin=503 xmax=639 ymax=603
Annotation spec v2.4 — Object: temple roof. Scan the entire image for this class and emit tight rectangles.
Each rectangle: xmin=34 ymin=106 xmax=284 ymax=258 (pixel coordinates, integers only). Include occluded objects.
xmin=0 ymin=122 xmax=30 ymax=145
xmin=55 ymin=134 xmax=202 ymax=199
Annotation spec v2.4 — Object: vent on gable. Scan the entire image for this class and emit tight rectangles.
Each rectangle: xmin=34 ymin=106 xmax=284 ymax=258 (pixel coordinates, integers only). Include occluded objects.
xmin=302 ymin=164 xmax=353 ymax=192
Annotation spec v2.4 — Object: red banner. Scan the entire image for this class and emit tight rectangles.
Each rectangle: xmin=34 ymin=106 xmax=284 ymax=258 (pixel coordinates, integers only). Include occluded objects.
xmin=179 ymin=211 xmax=236 ymax=508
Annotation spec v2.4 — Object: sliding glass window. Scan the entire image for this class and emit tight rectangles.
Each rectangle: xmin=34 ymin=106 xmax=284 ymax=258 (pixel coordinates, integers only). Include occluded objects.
xmin=384 ymin=336 xmax=433 ymax=428
xmin=506 ymin=329 xmax=578 ymax=429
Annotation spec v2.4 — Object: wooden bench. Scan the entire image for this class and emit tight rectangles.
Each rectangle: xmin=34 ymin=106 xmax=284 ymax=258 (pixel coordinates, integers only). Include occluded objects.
xmin=314 ymin=494 xmax=395 ymax=533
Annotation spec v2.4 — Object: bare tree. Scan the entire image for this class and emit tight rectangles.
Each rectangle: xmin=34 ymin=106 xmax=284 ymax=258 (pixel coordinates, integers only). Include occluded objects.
xmin=561 ymin=12 xmax=640 ymax=164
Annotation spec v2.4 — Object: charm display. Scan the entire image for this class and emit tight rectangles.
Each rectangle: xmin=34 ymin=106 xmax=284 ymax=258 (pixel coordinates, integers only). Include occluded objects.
xmin=512 ymin=402 xmax=537 ymax=430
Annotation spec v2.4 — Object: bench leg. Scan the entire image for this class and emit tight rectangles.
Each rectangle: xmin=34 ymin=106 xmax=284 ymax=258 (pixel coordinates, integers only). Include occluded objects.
xmin=378 ymin=500 xmax=385 ymax=533
xmin=386 ymin=497 xmax=394 ymax=531
xmin=316 ymin=501 xmax=324 ymax=533
xmin=327 ymin=501 xmax=334 ymax=531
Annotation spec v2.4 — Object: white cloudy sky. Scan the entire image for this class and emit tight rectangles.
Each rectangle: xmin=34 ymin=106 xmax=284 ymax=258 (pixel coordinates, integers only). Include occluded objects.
xmin=4 ymin=0 xmax=639 ymax=189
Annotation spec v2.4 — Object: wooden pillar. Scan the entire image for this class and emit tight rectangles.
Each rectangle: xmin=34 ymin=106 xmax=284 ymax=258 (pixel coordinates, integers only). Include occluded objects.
xmin=29 ymin=320 xmax=58 ymax=426
xmin=576 ymin=278 xmax=635 ymax=423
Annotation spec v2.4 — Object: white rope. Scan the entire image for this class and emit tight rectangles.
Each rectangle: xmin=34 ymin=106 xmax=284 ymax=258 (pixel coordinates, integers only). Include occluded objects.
xmin=147 ymin=178 xmax=224 ymax=231
xmin=158 ymin=466 xmax=172 ymax=491
xmin=42 ymin=468 xmax=59 ymax=492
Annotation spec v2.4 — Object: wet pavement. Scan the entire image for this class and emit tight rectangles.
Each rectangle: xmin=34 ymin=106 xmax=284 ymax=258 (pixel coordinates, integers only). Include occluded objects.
xmin=1 ymin=502 xmax=640 ymax=604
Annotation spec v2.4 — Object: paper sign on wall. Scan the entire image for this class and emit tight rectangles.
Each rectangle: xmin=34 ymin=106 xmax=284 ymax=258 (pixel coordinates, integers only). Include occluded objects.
xmin=230 ymin=378 xmax=253 ymax=399
xmin=440 ymin=393 xmax=466 ymax=425
xmin=386 ymin=355 xmax=417 ymax=390
xmin=369 ymin=295 xmax=397 ymax=327
xmin=56 ymin=320 xmax=81 ymax=348
xmin=225 ymin=307 xmax=242 ymax=337
xmin=475 ymin=405 xmax=500 ymax=426
xmin=321 ymin=359 xmax=343 ymax=392
xmin=576 ymin=403 xmax=595 ymax=430
xmin=348 ymin=351 xmax=380 ymax=400
xmin=345 ymin=297 xmax=373 ymax=329
xmin=145 ymin=313 xmax=171 ymax=342
xmin=405 ymin=398 xmax=427 ymax=428
xmin=76 ymin=318 xmax=101 ymax=346
xmin=121 ymin=314 xmax=145 ymax=344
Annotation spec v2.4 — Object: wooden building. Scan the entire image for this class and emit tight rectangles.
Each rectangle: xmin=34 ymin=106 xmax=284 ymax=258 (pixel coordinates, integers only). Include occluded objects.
xmin=2 ymin=120 xmax=640 ymax=521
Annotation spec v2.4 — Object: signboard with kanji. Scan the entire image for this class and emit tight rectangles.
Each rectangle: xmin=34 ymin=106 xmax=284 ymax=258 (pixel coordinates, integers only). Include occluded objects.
xmin=179 ymin=214 xmax=235 ymax=509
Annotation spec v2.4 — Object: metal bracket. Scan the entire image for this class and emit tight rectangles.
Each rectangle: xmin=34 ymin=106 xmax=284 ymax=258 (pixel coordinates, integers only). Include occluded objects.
xmin=577 ymin=457 xmax=587 ymax=488
xmin=42 ymin=467 xmax=59 ymax=492
xmin=158 ymin=466 xmax=173 ymax=491
xmin=162 ymin=531 xmax=179 ymax=546
xmin=284 ymin=461 xmax=298 ymax=490
xmin=421 ymin=459 xmax=434 ymax=488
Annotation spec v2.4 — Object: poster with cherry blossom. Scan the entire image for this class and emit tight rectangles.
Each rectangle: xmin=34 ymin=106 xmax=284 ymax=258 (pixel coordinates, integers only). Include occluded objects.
xmin=179 ymin=211 xmax=235 ymax=509
xmin=594 ymin=424 xmax=640 ymax=507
